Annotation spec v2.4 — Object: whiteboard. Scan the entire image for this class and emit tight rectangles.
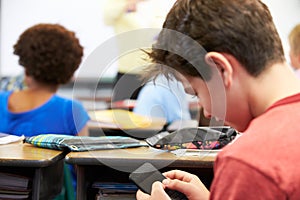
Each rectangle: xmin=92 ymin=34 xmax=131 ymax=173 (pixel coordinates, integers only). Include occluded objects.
xmin=1 ymin=0 xmax=300 ymax=78
xmin=0 ymin=0 xmax=118 ymax=79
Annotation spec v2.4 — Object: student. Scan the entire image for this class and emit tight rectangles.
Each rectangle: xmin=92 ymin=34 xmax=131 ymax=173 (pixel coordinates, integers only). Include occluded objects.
xmin=136 ymin=0 xmax=300 ymax=199
xmin=102 ymin=0 xmax=175 ymax=101
xmin=288 ymin=23 xmax=300 ymax=78
xmin=133 ymin=73 xmax=191 ymax=124
xmin=0 ymin=23 xmax=90 ymax=137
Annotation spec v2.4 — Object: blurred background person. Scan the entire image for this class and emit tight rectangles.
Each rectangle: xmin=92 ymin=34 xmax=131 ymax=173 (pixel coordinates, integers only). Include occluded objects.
xmin=133 ymin=73 xmax=192 ymax=125
xmin=288 ymin=23 xmax=300 ymax=78
xmin=102 ymin=0 xmax=176 ymax=101
xmin=102 ymin=0 xmax=195 ymax=126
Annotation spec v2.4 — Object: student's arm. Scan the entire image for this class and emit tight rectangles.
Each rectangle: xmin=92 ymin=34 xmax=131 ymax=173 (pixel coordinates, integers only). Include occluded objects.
xmin=77 ymin=124 xmax=89 ymax=137
xmin=71 ymin=100 xmax=90 ymax=137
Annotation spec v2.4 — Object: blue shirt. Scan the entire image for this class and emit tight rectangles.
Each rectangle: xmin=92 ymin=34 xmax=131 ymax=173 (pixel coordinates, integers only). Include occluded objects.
xmin=133 ymin=75 xmax=191 ymax=123
xmin=0 ymin=91 xmax=90 ymax=136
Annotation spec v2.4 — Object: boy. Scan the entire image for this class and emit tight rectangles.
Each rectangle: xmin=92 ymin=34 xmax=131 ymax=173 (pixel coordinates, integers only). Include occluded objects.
xmin=136 ymin=0 xmax=300 ymax=199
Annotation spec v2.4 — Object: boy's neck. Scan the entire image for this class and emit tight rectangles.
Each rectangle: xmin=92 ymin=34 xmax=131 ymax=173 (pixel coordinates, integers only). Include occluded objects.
xmin=247 ymin=62 xmax=300 ymax=118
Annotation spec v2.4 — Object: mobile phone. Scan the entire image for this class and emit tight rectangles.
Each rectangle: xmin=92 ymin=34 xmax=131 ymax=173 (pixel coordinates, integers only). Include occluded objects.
xmin=129 ymin=162 xmax=188 ymax=200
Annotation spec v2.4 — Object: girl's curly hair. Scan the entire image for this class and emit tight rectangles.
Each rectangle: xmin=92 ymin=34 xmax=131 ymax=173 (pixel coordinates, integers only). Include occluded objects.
xmin=14 ymin=23 xmax=83 ymax=85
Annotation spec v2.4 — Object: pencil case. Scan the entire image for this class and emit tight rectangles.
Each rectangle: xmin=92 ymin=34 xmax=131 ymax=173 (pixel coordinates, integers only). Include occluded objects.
xmin=145 ymin=126 xmax=238 ymax=150
xmin=24 ymin=134 xmax=147 ymax=151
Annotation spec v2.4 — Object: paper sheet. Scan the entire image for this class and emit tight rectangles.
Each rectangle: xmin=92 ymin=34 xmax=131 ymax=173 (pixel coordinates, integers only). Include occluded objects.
xmin=0 ymin=133 xmax=25 ymax=145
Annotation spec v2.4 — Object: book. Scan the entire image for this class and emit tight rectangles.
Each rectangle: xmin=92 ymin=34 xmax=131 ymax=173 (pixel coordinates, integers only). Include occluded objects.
xmin=0 ymin=172 xmax=31 ymax=200
xmin=93 ymin=182 xmax=137 ymax=200
xmin=0 ymin=133 xmax=24 ymax=145
xmin=92 ymin=182 xmax=138 ymax=193
xmin=0 ymin=193 xmax=30 ymax=199
xmin=95 ymin=193 xmax=135 ymax=200
xmin=0 ymin=172 xmax=30 ymax=189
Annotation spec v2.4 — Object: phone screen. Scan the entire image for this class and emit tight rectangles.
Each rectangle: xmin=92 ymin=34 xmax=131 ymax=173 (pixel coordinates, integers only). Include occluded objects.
xmin=129 ymin=163 xmax=166 ymax=194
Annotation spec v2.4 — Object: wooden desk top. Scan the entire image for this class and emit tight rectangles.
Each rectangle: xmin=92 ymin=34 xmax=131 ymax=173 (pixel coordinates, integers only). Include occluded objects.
xmin=0 ymin=142 xmax=66 ymax=167
xmin=66 ymin=146 xmax=218 ymax=169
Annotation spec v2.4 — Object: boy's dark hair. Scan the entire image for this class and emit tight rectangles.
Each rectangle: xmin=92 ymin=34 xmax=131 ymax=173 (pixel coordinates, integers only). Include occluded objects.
xmin=13 ymin=23 xmax=83 ymax=85
xmin=148 ymin=0 xmax=285 ymax=80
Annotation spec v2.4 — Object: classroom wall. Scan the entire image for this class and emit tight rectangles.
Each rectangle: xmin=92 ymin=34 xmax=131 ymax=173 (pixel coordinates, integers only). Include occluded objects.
xmin=0 ymin=0 xmax=118 ymax=79
xmin=0 ymin=0 xmax=300 ymax=79
xmin=262 ymin=0 xmax=300 ymax=62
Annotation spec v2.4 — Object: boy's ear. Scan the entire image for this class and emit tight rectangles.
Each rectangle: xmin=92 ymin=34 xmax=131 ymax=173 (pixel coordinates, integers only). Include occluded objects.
xmin=205 ymin=52 xmax=233 ymax=88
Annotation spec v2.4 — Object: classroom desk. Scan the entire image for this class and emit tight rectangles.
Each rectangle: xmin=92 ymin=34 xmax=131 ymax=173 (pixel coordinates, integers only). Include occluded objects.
xmin=88 ymin=118 xmax=198 ymax=139
xmin=66 ymin=146 xmax=218 ymax=200
xmin=88 ymin=120 xmax=163 ymax=139
xmin=0 ymin=142 xmax=66 ymax=200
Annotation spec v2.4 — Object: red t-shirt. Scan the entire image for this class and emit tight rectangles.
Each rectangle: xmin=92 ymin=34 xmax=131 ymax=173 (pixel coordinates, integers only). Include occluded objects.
xmin=210 ymin=93 xmax=300 ymax=200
